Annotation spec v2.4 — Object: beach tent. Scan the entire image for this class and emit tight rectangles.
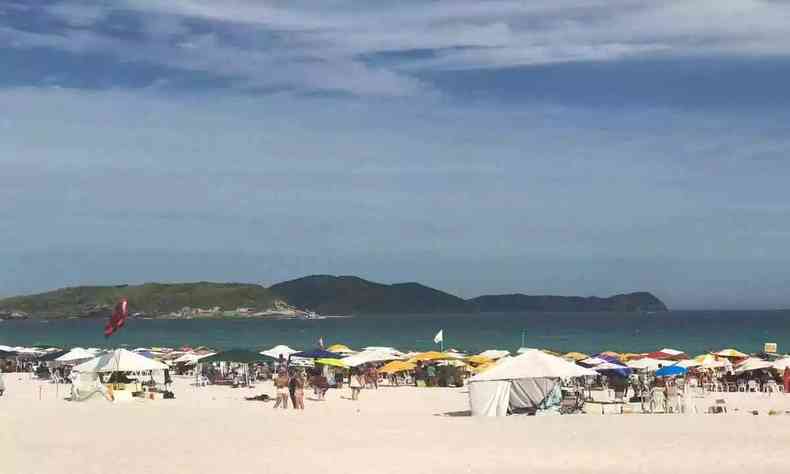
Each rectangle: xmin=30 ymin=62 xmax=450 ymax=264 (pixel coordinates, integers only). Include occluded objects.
xmin=291 ymin=349 xmax=342 ymax=359
xmin=199 ymin=350 xmax=268 ymax=364
xmin=260 ymin=345 xmax=298 ymax=360
xmin=735 ymin=357 xmax=774 ymax=373
xmin=72 ymin=349 xmax=168 ymax=373
xmin=626 ymin=358 xmax=664 ymax=371
xmin=327 ymin=344 xmax=355 ymax=354
xmin=379 ymin=360 xmax=416 ymax=374
xmin=655 ymin=365 xmax=687 ymax=377
xmin=477 ymin=350 xmax=510 ymax=360
xmin=37 ymin=350 xmax=69 ymax=362
xmin=468 ymin=349 xmax=596 ymax=417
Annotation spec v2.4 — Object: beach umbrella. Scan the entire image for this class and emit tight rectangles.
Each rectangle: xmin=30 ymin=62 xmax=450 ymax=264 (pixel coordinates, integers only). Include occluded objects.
xmin=408 ymin=351 xmax=454 ymax=363
xmin=260 ymin=345 xmax=298 ymax=359
xmin=327 ymin=344 xmax=355 ymax=354
xmin=316 ymin=358 xmax=348 ymax=368
xmin=626 ymin=358 xmax=664 ymax=371
xmin=598 ymin=351 xmax=622 ymax=361
xmin=173 ymin=352 xmax=215 ymax=364
xmin=771 ymin=358 xmax=790 ymax=371
xmin=56 ymin=347 xmax=98 ymax=363
xmin=646 ymin=348 xmax=687 ymax=361
xmin=563 ymin=352 xmax=589 ymax=362
xmin=620 ymin=353 xmax=648 ymax=362
xmin=465 ymin=355 xmax=494 ymax=365
xmin=694 ymin=354 xmax=729 ymax=369
xmin=594 ymin=362 xmax=633 ymax=377
xmin=477 ymin=350 xmax=510 ymax=360
xmin=199 ymin=349 xmax=269 ymax=364
xmin=579 ymin=357 xmax=607 ymax=366
xmin=675 ymin=359 xmax=702 ymax=369
xmin=734 ymin=357 xmax=774 ymax=373
xmin=72 ymin=349 xmax=168 ymax=373
xmin=291 ymin=349 xmax=342 ymax=359
xmin=655 ymin=365 xmax=687 ymax=377
xmin=379 ymin=360 xmax=416 ymax=374
xmin=342 ymin=350 xmax=402 ymax=367
xmin=714 ymin=348 xmax=748 ymax=359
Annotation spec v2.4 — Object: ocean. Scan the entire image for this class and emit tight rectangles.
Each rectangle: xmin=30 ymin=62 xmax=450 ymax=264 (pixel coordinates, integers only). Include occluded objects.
xmin=1 ymin=311 xmax=789 ymax=355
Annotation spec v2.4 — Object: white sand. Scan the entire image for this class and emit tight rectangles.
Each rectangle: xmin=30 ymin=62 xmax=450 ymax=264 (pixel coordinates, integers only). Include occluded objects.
xmin=4 ymin=374 xmax=790 ymax=474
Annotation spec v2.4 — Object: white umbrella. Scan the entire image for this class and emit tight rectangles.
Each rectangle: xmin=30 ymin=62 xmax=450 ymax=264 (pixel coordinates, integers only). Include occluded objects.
xmin=626 ymin=358 xmax=664 ymax=371
xmin=260 ymin=345 xmax=298 ymax=359
xmin=56 ymin=348 xmax=97 ymax=363
xmin=477 ymin=349 xmax=510 ymax=360
xmin=675 ymin=359 xmax=702 ymax=369
xmin=735 ymin=357 xmax=774 ymax=373
xmin=173 ymin=352 xmax=215 ymax=364
xmin=342 ymin=350 xmax=403 ymax=367
xmin=72 ymin=349 xmax=167 ymax=373
xmin=579 ymin=357 xmax=607 ymax=366
xmin=772 ymin=358 xmax=790 ymax=371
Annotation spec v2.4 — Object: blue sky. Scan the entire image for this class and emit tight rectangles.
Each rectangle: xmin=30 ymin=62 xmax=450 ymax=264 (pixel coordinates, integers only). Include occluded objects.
xmin=2 ymin=1 xmax=790 ymax=309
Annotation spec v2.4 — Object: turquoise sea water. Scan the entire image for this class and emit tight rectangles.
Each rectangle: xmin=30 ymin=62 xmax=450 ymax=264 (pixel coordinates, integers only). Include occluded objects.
xmin=2 ymin=311 xmax=789 ymax=355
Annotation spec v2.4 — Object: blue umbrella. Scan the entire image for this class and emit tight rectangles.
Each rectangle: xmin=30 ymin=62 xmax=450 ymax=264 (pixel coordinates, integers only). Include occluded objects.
xmin=655 ymin=365 xmax=687 ymax=377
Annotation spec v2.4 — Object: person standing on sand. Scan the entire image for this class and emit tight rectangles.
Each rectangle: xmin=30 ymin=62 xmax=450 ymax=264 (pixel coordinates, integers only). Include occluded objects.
xmin=293 ymin=371 xmax=305 ymax=410
xmin=273 ymin=370 xmax=289 ymax=409
xmin=783 ymin=367 xmax=790 ymax=393
xmin=0 ymin=367 xmax=5 ymax=397
xmin=349 ymin=368 xmax=363 ymax=400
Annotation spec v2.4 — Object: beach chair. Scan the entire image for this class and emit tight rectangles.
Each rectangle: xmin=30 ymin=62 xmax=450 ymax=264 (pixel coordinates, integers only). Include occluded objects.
xmin=559 ymin=393 xmax=583 ymax=415
xmin=709 ymin=398 xmax=727 ymax=414
xmin=747 ymin=380 xmax=758 ymax=392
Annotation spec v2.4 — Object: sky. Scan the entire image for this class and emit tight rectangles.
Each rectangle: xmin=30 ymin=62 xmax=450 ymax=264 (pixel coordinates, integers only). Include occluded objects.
xmin=2 ymin=0 xmax=790 ymax=309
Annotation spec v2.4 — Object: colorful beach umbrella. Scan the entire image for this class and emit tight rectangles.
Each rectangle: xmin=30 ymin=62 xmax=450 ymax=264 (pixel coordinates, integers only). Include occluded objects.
xmin=655 ymin=365 xmax=687 ymax=377
xmin=379 ymin=360 xmax=416 ymax=374
xmin=465 ymin=355 xmax=494 ymax=365
xmin=714 ymin=348 xmax=748 ymax=359
xmin=316 ymin=358 xmax=348 ymax=368
xmin=408 ymin=351 xmax=453 ymax=362
xmin=563 ymin=352 xmax=589 ymax=362
xmin=327 ymin=344 xmax=355 ymax=354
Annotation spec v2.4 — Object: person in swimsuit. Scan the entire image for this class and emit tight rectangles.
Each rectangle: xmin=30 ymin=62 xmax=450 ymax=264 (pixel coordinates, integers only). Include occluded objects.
xmin=293 ymin=371 xmax=305 ymax=410
xmin=273 ymin=370 xmax=289 ymax=409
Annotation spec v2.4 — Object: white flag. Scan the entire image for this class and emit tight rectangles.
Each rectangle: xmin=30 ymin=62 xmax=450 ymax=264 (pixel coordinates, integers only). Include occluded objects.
xmin=433 ymin=329 xmax=443 ymax=344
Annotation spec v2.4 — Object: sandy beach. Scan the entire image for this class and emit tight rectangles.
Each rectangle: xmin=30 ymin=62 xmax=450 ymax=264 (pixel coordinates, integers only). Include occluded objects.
xmin=4 ymin=374 xmax=790 ymax=474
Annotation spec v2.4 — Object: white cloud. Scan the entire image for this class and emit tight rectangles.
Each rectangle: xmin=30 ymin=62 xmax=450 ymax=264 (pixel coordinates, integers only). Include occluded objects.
xmin=3 ymin=0 xmax=790 ymax=94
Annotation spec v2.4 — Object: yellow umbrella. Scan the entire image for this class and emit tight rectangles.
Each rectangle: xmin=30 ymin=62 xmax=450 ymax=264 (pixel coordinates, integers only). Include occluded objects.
xmin=621 ymin=353 xmax=648 ymax=362
xmin=465 ymin=355 xmax=493 ymax=365
xmin=714 ymin=348 xmax=747 ymax=358
xmin=379 ymin=360 xmax=416 ymax=374
xmin=471 ymin=362 xmax=496 ymax=374
xmin=408 ymin=351 xmax=453 ymax=363
xmin=327 ymin=344 xmax=355 ymax=354
xmin=316 ymin=358 xmax=348 ymax=368
xmin=563 ymin=352 xmax=589 ymax=362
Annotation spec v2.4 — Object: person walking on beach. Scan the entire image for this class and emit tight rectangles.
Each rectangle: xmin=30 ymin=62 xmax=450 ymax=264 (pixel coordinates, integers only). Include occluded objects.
xmin=273 ymin=370 xmax=289 ymax=409
xmin=288 ymin=369 xmax=299 ymax=408
xmin=349 ymin=368 xmax=363 ymax=401
xmin=783 ymin=367 xmax=790 ymax=394
xmin=0 ymin=367 xmax=5 ymax=397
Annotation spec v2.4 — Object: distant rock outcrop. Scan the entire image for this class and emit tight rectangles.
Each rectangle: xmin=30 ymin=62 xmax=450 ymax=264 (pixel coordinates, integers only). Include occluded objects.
xmin=469 ymin=291 xmax=668 ymax=312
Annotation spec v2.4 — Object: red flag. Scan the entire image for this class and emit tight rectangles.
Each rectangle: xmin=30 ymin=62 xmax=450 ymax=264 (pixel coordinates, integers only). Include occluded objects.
xmin=104 ymin=298 xmax=128 ymax=338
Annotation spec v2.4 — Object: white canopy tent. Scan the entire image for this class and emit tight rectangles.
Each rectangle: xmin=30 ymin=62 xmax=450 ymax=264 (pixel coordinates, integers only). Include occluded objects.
xmin=72 ymin=349 xmax=168 ymax=373
xmin=260 ymin=345 xmax=298 ymax=360
xmin=469 ymin=349 xmax=596 ymax=417
xmin=173 ymin=352 xmax=215 ymax=365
